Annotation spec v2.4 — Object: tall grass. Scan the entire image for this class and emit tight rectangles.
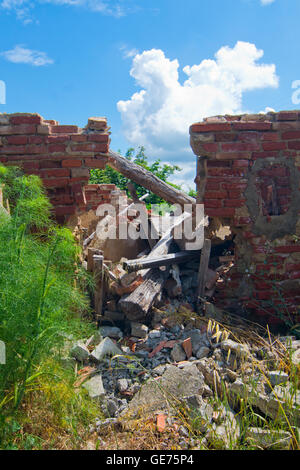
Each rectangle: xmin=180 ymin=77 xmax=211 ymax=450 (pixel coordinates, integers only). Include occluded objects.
xmin=0 ymin=165 xmax=97 ymax=448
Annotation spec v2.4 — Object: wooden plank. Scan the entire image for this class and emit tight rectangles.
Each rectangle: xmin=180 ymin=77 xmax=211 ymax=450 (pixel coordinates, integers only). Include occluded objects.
xmin=123 ymin=250 xmax=200 ymax=272
xmin=87 ymin=248 xmax=102 ymax=272
xmin=93 ymin=254 xmax=104 ymax=319
xmin=197 ymin=239 xmax=211 ymax=300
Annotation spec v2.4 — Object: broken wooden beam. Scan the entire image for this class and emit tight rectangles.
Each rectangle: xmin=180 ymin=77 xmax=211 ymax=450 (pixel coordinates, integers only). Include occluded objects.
xmin=197 ymin=238 xmax=211 ymax=300
xmin=123 ymin=250 xmax=200 ymax=272
xmin=93 ymin=254 xmax=104 ymax=319
xmin=118 ymin=268 xmax=166 ymax=321
xmin=107 ymin=150 xmax=196 ymax=208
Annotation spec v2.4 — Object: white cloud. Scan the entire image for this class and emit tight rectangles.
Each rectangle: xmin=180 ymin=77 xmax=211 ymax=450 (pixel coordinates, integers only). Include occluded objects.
xmin=260 ymin=0 xmax=275 ymax=5
xmin=1 ymin=44 xmax=54 ymax=66
xmin=0 ymin=0 xmax=128 ymax=22
xmin=117 ymin=41 xmax=279 ymax=188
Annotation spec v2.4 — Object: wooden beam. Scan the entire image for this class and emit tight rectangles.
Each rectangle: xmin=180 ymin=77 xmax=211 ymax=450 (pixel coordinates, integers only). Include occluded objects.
xmin=197 ymin=238 xmax=211 ymax=300
xmin=123 ymin=250 xmax=200 ymax=272
xmin=93 ymin=254 xmax=104 ymax=319
xmin=107 ymin=150 xmax=196 ymax=208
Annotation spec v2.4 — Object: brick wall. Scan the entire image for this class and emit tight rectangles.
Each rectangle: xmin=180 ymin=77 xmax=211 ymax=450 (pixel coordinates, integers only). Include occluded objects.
xmin=190 ymin=111 xmax=300 ymax=324
xmin=0 ymin=113 xmax=110 ymax=223
xmin=84 ymin=184 xmax=127 ymax=211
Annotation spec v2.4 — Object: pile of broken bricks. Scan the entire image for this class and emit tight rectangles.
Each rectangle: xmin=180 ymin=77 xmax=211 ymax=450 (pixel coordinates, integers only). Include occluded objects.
xmin=66 ymin=308 xmax=300 ymax=450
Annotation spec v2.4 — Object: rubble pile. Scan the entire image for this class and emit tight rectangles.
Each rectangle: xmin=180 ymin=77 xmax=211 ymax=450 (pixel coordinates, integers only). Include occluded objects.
xmin=66 ymin=307 xmax=299 ymax=450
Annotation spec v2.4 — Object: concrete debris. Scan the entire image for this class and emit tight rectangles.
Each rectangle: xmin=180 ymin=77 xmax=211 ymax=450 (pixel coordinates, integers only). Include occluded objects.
xmin=90 ymin=337 xmax=123 ymax=363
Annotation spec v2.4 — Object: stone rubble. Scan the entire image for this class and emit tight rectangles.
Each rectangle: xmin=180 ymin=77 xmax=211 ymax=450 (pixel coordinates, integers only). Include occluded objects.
xmin=66 ymin=307 xmax=300 ymax=450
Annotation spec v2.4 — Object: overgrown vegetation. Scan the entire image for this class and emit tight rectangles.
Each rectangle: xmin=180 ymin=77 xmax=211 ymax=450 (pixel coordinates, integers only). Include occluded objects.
xmin=0 ymin=165 xmax=99 ymax=449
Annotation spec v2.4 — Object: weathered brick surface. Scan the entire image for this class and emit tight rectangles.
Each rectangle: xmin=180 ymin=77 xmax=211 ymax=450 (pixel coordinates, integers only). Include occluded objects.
xmin=190 ymin=111 xmax=300 ymax=324
xmin=0 ymin=113 xmax=110 ymax=222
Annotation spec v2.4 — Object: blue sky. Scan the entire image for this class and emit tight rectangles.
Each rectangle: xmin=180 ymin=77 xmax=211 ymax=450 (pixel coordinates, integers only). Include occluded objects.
xmin=0 ymin=0 xmax=300 ymax=189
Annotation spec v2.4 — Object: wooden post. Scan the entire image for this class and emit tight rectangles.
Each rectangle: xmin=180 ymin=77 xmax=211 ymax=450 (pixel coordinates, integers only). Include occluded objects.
xmin=197 ymin=238 xmax=211 ymax=303
xmin=87 ymin=248 xmax=103 ymax=272
xmin=93 ymin=254 xmax=104 ymax=320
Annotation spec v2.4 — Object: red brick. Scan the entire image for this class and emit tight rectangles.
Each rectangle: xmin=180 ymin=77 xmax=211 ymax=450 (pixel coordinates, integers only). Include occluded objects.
xmin=51 ymin=125 xmax=79 ymax=134
xmin=252 ymin=151 xmax=278 ymax=159
xmin=70 ymin=135 xmax=87 ymax=142
xmin=215 ymin=132 xmax=238 ymax=142
xmin=276 ymin=111 xmax=299 ymax=121
xmin=205 ymin=181 xmax=220 ymax=190
xmin=10 ymin=115 xmax=42 ymax=125
xmin=221 ymin=182 xmax=248 ymax=190
xmin=262 ymin=132 xmax=279 ymax=141
xmin=50 ymin=194 xmax=73 ymax=205
xmin=43 ymin=178 xmax=70 ymax=188
xmin=62 ymin=159 xmax=82 ymax=168
xmin=47 ymin=135 xmax=70 ymax=143
xmin=39 ymin=160 xmax=61 ymax=169
xmin=26 ymin=144 xmax=47 ymax=154
xmin=281 ymin=131 xmax=300 ymax=140
xmin=190 ymin=122 xmax=231 ymax=133
xmin=22 ymin=161 xmax=39 ymax=170
xmin=275 ymin=246 xmax=300 ymax=253
xmin=87 ymin=134 xmax=109 ymax=143
xmin=202 ymin=143 xmax=219 ymax=152
xmin=232 ymin=160 xmax=249 ymax=168
xmin=216 ymin=152 xmax=251 ymax=160
xmin=85 ymin=158 xmax=106 ymax=169
xmin=262 ymin=142 xmax=286 ymax=151
xmin=207 ymin=160 xmax=231 ymax=167
xmin=0 ymin=145 xmax=27 ymax=154
xmin=6 ymin=136 xmax=28 ymax=145
xmin=71 ymin=143 xmax=108 ymax=153
xmin=204 ymin=191 xmax=227 ymax=199
xmin=28 ymin=136 xmax=44 ymax=144
xmin=0 ymin=124 xmax=36 ymax=135
xmin=228 ymin=190 xmax=242 ymax=198
xmin=287 ymin=141 xmax=300 ymax=150
xmin=224 ymin=199 xmax=246 ymax=208
xmin=232 ymin=122 xmax=272 ymax=131
xmin=204 ymin=199 xmax=223 ymax=208
xmin=221 ymin=142 xmax=260 ymax=152
xmin=205 ymin=207 xmax=235 ymax=217
xmin=44 ymin=169 xmax=70 ymax=178
xmin=48 ymin=144 xmax=67 ymax=153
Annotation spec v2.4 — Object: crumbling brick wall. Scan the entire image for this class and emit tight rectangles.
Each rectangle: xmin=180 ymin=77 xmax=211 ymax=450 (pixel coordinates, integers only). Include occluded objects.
xmin=0 ymin=113 xmax=110 ymax=223
xmin=84 ymin=184 xmax=127 ymax=211
xmin=190 ymin=111 xmax=300 ymax=324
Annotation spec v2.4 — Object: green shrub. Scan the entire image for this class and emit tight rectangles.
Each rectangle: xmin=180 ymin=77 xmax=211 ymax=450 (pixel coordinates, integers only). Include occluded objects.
xmin=0 ymin=165 xmax=96 ymax=446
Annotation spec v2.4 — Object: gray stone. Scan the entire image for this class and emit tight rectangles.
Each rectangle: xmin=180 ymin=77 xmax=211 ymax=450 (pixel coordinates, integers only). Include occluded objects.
xmin=291 ymin=348 xmax=300 ymax=366
xmin=131 ymin=322 xmax=149 ymax=339
xmin=91 ymin=337 xmax=123 ymax=363
xmin=245 ymin=428 xmax=292 ymax=450
xmin=82 ymin=374 xmax=105 ymax=399
xmin=183 ymin=394 xmax=213 ymax=433
xmin=124 ymin=365 xmax=205 ymax=416
xmin=117 ymin=378 xmax=128 ymax=393
xmin=85 ymin=331 xmax=102 ymax=348
xmin=105 ymin=399 xmax=119 ymax=417
xmin=99 ymin=326 xmax=123 ymax=339
xmin=171 ymin=343 xmax=186 ymax=363
xmin=70 ymin=341 xmax=90 ymax=362
xmin=149 ymin=329 xmax=161 ymax=339
xmin=196 ymin=346 xmax=210 ymax=360
xmin=220 ymin=339 xmax=250 ymax=360
xmin=268 ymin=370 xmax=289 ymax=387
